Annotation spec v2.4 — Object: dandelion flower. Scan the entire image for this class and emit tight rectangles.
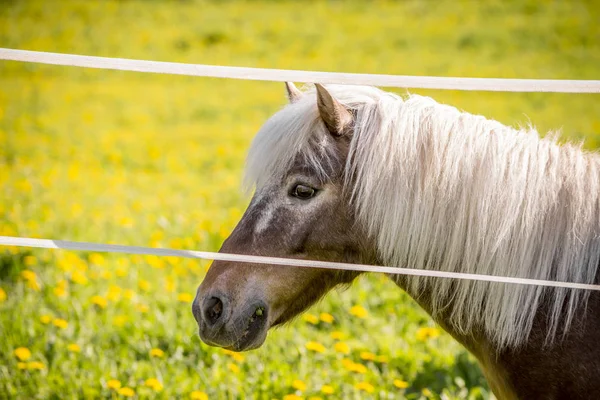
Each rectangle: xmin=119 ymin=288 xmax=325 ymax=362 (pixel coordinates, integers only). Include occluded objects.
xmin=292 ymin=379 xmax=306 ymax=391
xmin=190 ymin=391 xmax=208 ymax=400
xmin=52 ymin=318 xmax=68 ymax=329
xmin=349 ymin=305 xmax=368 ymax=318
xmin=107 ymin=379 xmax=122 ymax=390
xmin=360 ymin=352 xmax=376 ymax=361
xmin=393 ymin=379 xmax=409 ymax=389
xmin=177 ymin=293 xmax=193 ymax=302
xmin=145 ymin=378 xmax=163 ymax=392
xmin=23 ymin=255 xmax=37 ymax=266
xmin=71 ymin=270 xmax=88 ymax=285
xmin=17 ymin=362 xmax=27 ymax=369
xmin=27 ymin=361 xmax=45 ymax=370
xmin=305 ymin=341 xmax=326 ymax=353
xmin=138 ymin=280 xmax=151 ymax=292
xmin=302 ymin=313 xmax=319 ymax=324
xmin=149 ymin=348 xmax=164 ymax=358
xmin=319 ymin=313 xmax=334 ymax=323
xmin=330 ymin=331 xmax=345 ymax=340
xmin=20 ymin=270 xmax=37 ymax=281
xmin=14 ymin=347 xmax=31 ymax=361
xmin=334 ymin=342 xmax=350 ymax=355
xmin=67 ymin=344 xmax=81 ymax=353
xmin=117 ymin=387 xmax=135 ymax=397
xmin=355 ymin=382 xmax=374 ymax=393
xmin=222 ymin=349 xmax=244 ymax=362
xmin=321 ymin=385 xmax=334 ymax=394
xmin=0 ymin=287 xmax=6 ymax=302
xmin=40 ymin=315 xmax=52 ymax=324
xmin=91 ymin=295 xmax=108 ymax=309
xmin=227 ymin=363 xmax=240 ymax=373
xmin=283 ymin=395 xmax=302 ymax=400
xmin=416 ymin=327 xmax=440 ymax=341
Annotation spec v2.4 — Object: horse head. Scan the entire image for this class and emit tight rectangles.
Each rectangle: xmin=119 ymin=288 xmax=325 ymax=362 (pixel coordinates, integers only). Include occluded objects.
xmin=192 ymin=83 xmax=374 ymax=351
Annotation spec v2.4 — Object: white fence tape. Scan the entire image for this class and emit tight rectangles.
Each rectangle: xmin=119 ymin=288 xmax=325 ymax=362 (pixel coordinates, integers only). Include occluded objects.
xmin=1 ymin=48 xmax=599 ymax=93
xmin=2 ymin=236 xmax=600 ymax=291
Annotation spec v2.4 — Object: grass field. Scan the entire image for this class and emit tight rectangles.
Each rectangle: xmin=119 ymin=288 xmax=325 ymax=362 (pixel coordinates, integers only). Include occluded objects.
xmin=1 ymin=0 xmax=599 ymax=399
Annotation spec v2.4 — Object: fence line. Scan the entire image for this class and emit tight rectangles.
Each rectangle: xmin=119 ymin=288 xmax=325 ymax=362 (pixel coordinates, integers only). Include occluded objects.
xmin=2 ymin=235 xmax=600 ymax=291
xmin=1 ymin=48 xmax=599 ymax=93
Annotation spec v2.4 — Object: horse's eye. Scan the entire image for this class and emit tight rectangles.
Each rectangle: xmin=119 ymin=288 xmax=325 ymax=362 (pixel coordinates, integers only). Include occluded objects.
xmin=291 ymin=184 xmax=316 ymax=199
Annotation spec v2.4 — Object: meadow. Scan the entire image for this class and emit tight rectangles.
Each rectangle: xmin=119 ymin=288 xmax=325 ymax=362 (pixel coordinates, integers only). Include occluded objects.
xmin=0 ymin=0 xmax=599 ymax=398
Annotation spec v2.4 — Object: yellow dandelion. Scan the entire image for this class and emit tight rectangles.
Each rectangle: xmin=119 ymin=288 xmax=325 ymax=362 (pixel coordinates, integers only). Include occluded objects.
xmin=341 ymin=359 xmax=367 ymax=374
xmin=0 ymin=287 xmax=6 ymax=302
xmin=283 ymin=395 xmax=302 ymax=400
xmin=305 ymin=341 xmax=326 ymax=353
xmin=20 ymin=270 xmax=37 ymax=281
xmin=17 ymin=362 xmax=27 ymax=370
xmin=136 ymin=303 xmax=149 ymax=313
xmin=360 ymin=351 xmax=376 ymax=361
xmin=14 ymin=347 xmax=31 ymax=361
xmin=334 ymin=342 xmax=350 ymax=355
xmin=89 ymin=253 xmax=106 ymax=266
xmin=23 ymin=255 xmax=37 ymax=266
xmin=53 ymin=286 xmax=67 ymax=297
xmin=393 ymin=379 xmax=409 ymax=389
xmin=138 ymin=279 xmax=151 ymax=292
xmin=107 ymin=379 xmax=122 ymax=390
xmin=330 ymin=331 xmax=345 ymax=340
xmin=308 ymin=397 xmax=323 ymax=400
xmin=149 ymin=348 xmax=165 ymax=358
xmin=319 ymin=313 xmax=334 ymax=323
xmin=292 ymin=379 xmax=307 ymax=391
xmin=190 ymin=391 xmax=208 ymax=400
xmin=91 ymin=295 xmax=108 ymax=309
xmin=40 ymin=315 xmax=52 ymax=324
xmin=321 ymin=385 xmax=334 ymax=394
xmin=177 ymin=293 xmax=193 ymax=303
xmin=355 ymin=382 xmax=374 ymax=393
xmin=71 ymin=270 xmax=88 ymax=285
xmin=124 ymin=289 xmax=136 ymax=300
xmin=67 ymin=344 xmax=81 ymax=353
xmin=222 ymin=349 xmax=245 ymax=362
xmin=117 ymin=387 xmax=135 ymax=397
xmin=100 ymin=270 xmax=113 ymax=280
xmin=26 ymin=279 xmax=41 ymax=291
xmin=302 ymin=313 xmax=319 ymax=324
xmin=145 ymin=378 xmax=163 ymax=392
xmin=26 ymin=361 xmax=45 ymax=370
xmin=349 ymin=305 xmax=368 ymax=318
xmin=107 ymin=285 xmax=122 ymax=301
xmin=113 ymin=315 xmax=128 ymax=327
xmin=416 ymin=327 xmax=440 ymax=341
xmin=52 ymin=318 xmax=68 ymax=329
xmin=227 ymin=363 xmax=240 ymax=373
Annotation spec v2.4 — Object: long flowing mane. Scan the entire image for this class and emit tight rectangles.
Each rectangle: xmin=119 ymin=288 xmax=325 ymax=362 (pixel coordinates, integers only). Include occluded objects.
xmin=245 ymin=85 xmax=600 ymax=348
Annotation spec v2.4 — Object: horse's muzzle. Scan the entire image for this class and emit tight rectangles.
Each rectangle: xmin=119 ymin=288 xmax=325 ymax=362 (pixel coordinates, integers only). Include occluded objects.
xmin=193 ymin=291 xmax=269 ymax=352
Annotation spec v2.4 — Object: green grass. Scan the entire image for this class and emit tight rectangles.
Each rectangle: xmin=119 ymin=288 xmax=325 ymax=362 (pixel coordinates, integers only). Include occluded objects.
xmin=0 ymin=0 xmax=598 ymax=398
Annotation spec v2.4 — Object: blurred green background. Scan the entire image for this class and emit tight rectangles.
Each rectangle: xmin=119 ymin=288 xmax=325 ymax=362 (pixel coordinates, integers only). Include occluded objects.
xmin=0 ymin=0 xmax=598 ymax=399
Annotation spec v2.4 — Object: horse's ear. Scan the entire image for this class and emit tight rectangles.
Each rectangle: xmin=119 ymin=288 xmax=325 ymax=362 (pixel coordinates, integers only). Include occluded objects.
xmin=315 ymin=83 xmax=353 ymax=137
xmin=285 ymin=82 xmax=303 ymax=103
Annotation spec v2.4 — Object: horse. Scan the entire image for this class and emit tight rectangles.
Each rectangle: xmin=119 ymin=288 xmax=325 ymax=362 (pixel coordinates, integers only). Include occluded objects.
xmin=192 ymin=82 xmax=600 ymax=399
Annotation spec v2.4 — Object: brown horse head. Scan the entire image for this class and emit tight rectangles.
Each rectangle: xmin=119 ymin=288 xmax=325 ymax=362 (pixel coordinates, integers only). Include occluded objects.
xmin=192 ymin=83 xmax=375 ymax=351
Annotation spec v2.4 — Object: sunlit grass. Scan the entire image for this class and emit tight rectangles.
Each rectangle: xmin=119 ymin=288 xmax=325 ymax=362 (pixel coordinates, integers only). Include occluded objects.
xmin=1 ymin=0 xmax=598 ymax=398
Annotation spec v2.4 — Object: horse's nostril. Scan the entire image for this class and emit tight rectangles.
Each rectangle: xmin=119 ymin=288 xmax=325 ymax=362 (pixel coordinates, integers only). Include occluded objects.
xmin=205 ymin=297 xmax=224 ymax=325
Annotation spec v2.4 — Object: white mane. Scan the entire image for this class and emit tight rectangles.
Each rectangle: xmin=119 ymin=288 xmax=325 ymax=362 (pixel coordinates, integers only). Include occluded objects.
xmin=245 ymin=85 xmax=600 ymax=348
